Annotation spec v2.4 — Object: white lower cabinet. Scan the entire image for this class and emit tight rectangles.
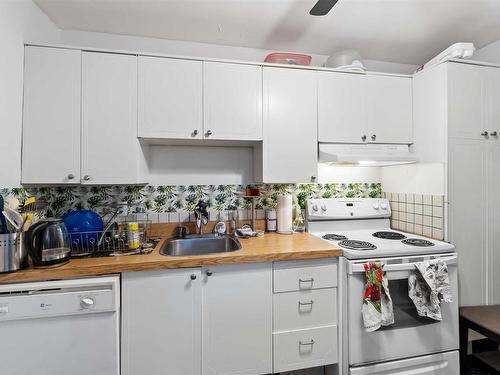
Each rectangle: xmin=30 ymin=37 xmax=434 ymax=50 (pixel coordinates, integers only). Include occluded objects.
xmin=122 ymin=264 xmax=272 ymax=375
xmin=122 ymin=268 xmax=202 ymax=375
xmin=202 ymin=263 xmax=272 ymax=375
xmin=273 ymin=289 xmax=337 ymax=332
xmin=274 ymin=326 xmax=338 ymax=373
xmin=273 ymin=259 xmax=339 ymax=373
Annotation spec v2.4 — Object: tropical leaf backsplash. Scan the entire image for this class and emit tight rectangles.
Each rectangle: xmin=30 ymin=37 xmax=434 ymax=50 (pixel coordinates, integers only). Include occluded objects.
xmin=1 ymin=183 xmax=382 ymax=218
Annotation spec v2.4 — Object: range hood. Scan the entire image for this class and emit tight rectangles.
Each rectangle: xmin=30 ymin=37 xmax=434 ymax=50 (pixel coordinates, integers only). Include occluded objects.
xmin=318 ymin=143 xmax=417 ymax=166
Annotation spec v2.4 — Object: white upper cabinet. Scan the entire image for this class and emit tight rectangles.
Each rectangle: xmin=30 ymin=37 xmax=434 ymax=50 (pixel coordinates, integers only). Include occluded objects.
xmin=22 ymin=46 xmax=81 ymax=184
xmin=262 ymin=67 xmax=318 ymax=183
xmin=365 ymin=74 xmax=413 ymax=144
xmin=122 ymin=269 xmax=202 ymax=375
xmin=138 ymin=56 xmax=203 ymax=139
xmin=448 ymin=63 xmax=485 ymax=140
xmin=483 ymin=66 xmax=500 ymax=138
xmin=202 ymin=263 xmax=272 ymax=375
xmin=318 ymin=72 xmax=412 ymax=144
xmin=318 ymin=72 xmax=366 ymax=143
xmin=204 ymin=62 xmax=262 ymax=140
xmin=81 ymin=52 xmax=139 ymax=184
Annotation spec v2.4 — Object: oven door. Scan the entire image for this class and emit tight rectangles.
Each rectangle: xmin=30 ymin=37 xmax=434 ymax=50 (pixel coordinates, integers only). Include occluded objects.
xmin=347 ymin=253 xmax=459 ymax=366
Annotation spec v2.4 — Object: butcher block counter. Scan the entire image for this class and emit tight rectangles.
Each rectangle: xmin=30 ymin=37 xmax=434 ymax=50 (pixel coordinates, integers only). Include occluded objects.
xmin=0 ymin=232 xmax=341 ymax=284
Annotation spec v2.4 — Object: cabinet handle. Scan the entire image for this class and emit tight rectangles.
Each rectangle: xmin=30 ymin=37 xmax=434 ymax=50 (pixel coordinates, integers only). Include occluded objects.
xmin=361 ymin=135 xmax=367 ymax=142
xmin=298 ymin=277 xmax=314 ymax=288
xmin=298 ymin=300 xmax=314 ymax=307
xmin=190 ymin=274 xmax=197 ymax=280
xmin=371 ymin=134 xmax=377 ymax=141
xmin=481 ymin=131 xmax=489 ymax=137
xmin=491 ymin=131 xmax=498 ymax=137
xmin=206 ymin=270 xmax=213 ymax=276
xmin=67 ymin=174 xmax=75 ymax=180
xmin=192 ymin=130 xmax=199 ymax=137
xmin=299 ymin=339 xmax=315 ymax=346
xmin=205 ymin=130 xmax=212 ymax=137
xmin=83 ymin=175 xmax=91 ymax=181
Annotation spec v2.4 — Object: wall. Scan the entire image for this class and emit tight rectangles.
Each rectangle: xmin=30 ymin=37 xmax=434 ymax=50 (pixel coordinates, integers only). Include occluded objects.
xmin=474 ymin=39 xmax=500 ymax=63
xmin=0 ymin=0 xmax=60 ymax=188
xmin=380 ymin=163 xmax=446 ymax=196
xmin=59 ymin=30 xmax=418 ymax=74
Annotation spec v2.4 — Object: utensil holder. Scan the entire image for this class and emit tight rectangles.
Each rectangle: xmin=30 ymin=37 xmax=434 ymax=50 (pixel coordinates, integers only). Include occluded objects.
xmin=0 ymin=232 xmax=28 ymax=273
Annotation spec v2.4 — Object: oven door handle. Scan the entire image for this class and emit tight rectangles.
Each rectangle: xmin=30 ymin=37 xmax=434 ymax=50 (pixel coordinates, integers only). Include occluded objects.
xmin=347 ymin=254 xmax=458 ymax=274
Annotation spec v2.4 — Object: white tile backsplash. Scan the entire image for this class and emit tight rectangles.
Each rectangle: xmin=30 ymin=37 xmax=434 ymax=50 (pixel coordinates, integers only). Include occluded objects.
xmin=386 ymin=192 xmax=445 ymax=240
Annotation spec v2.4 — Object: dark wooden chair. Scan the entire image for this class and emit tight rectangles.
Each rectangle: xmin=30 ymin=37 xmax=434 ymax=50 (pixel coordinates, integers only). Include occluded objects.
xmin=460 ymin=305 xmax=500 ymax=374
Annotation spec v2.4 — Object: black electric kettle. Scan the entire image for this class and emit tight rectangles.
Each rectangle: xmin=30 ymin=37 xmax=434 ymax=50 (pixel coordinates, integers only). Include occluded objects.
xmin=25 ymin=218 xmax=72 ymax=268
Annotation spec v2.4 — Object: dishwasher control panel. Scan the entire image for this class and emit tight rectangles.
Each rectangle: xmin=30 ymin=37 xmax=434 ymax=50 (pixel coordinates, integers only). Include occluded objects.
xmin=0 ymin=276 xmax=119 ymax=322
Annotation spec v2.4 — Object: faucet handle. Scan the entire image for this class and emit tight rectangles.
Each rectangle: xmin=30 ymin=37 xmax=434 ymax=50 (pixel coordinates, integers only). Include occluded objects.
xmin=177 ymin=225 xmax=189 ymax=238
xmin=195 ymin=199 xmax=209 ymax=218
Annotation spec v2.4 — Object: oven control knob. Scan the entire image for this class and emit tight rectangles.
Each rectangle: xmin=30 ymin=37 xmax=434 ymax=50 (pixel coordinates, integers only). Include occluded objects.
xmin=80 ymin=297 xmax=95 ymax=309
xmin=321 ymin=204 xmax=327 ymax=212
xmin=312 ymin=204 xmax=318 ymax=212
xmin=380 ymin=203 xmax=388 ymax=210
xmin=373 ymin=203 xmax=380 ymax=210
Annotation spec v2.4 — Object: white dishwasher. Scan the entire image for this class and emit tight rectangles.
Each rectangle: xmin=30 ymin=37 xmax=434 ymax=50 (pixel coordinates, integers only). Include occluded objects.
xmin=0 ymin=275 xmax=120 ymax=375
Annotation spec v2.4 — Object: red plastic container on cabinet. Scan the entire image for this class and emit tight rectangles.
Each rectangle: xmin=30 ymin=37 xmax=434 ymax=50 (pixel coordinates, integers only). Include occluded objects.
xmin=264 ymin=53 xmax=312 ymax=66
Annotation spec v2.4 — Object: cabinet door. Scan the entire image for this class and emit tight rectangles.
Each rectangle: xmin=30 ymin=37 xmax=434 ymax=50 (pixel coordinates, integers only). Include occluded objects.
xmin=262 ymin=67 xmax=318 ymax=183
xmin=202 ymin=263 xmax=272 ymax=375
xmin=365 ymin=75 xmax=412 ymax=144
xmin=483 ymin=66 xmax=500 ymax=138
xmin=488 ymin=140 xmax=500 ymax=304
xmin=448 ymin=139 xmax=487 ymax=306
xmin=204 ymin=62 xmax=262 ymax=140
xmin=447 ymin=62 xmax=485 ymax=140
xmin=22 ymin=46 xmax=81 ymax=184
xmin=138 ymin=56 xmax=203 ymax=139
xmin=318 ymin=71 xmax=366 ymax=143
xmin=122 ymin=269 xmax=202 ymax=375
xmin=81 ymin=52 xmax=139 ymax=184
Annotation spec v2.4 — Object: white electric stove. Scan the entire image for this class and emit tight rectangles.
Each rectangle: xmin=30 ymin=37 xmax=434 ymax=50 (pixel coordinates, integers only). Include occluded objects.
xmin=306 ymin=197 xmax=455 ymax=259
xmin=307 ymin=198 xmax=459 ymax=375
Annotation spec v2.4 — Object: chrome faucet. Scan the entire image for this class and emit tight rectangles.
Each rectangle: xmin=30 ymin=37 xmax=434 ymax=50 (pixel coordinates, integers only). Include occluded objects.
xmin=194 ymin=199 xmax=209 ymax=235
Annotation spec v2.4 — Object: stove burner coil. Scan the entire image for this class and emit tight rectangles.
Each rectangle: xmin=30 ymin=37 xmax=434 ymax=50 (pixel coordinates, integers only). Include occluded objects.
xmin=372 ymin=231 xmax=407 ymax=240
xmin=338 ymin=240 xmax=377 ymax=251
xmin=402 ymin=238 xmax=435 ymax=247
xmin=322 ymin=234 xmax=347 ymax=241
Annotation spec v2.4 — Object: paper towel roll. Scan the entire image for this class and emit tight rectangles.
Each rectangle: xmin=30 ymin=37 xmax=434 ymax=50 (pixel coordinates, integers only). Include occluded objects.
xmin=277 ymin=195 xmax=293 ymax=234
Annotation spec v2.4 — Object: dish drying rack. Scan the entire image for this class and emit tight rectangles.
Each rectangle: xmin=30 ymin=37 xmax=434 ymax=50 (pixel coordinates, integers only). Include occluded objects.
xmin=70 ymin=219 xmax=153 ymax=258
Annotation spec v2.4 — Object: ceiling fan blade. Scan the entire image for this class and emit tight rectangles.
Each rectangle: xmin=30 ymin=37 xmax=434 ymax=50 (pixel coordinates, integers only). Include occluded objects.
xmin=309 ymin=0 xmax=339 ymax=16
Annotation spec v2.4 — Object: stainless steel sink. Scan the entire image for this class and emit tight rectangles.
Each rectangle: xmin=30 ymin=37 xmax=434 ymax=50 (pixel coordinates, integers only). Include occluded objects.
xmin=160 ymin=235 xmax=242 ymax=256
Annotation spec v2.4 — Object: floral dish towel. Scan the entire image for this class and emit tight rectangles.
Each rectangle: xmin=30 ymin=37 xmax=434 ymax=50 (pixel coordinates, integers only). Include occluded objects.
xmin=408 ymin=259 xmax=452 ymax=321
xmin=362 ymin=262 xmax=394 ymax=332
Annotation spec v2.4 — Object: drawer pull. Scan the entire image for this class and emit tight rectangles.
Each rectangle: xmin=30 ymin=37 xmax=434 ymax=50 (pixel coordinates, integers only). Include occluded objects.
xmin=298 ymin=300 xmax=314 ymax=307
xmin=299 ymin=339 xmax=315 ymax=346
xmin=298 ymin=277 xmax=314 ymax=288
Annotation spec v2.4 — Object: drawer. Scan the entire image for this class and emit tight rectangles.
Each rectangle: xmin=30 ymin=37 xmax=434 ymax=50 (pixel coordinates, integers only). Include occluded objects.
xmin=273 ymin=325 xmax=338 ymax=373
xmin=273 ymin=288 xmax=337 ymax=332
xmin=273 ymin=260 xmax=337 ymax=293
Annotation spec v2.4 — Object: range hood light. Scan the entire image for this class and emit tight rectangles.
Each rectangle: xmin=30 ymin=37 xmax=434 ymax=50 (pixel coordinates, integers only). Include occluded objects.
xmin=318 ymin=143 xmax=417 ymax=166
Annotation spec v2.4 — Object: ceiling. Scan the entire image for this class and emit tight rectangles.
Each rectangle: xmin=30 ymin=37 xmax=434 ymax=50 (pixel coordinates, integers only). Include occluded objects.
xmin=34 ymin=0 xmax=500 ymax=65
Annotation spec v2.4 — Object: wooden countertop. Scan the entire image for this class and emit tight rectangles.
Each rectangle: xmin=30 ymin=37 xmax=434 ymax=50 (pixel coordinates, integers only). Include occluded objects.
xmin=0 ymin=233 xmax=341 ymax=284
